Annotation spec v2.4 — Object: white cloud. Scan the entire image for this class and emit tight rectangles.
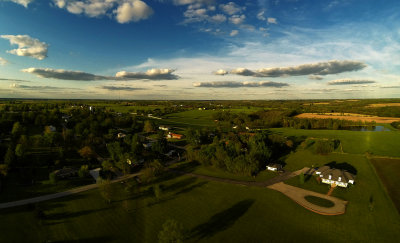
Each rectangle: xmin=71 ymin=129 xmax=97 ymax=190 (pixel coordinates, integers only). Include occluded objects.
xmin=193 ymin=81 xmax=289 ymax=88
xmin=267 ymin=17 xmax=277 ymax=24
xmin=210 ymin=14 xmax=226 ymax=23
xmin=53 ymin=0 xmax=153 ymax=23
xmin=257 ymin=10 xmax=266 ymax=21
xmin=230 ymin=30 xmax=239 ymax=36
xmin=7 ymin=0 xmax=33 ymax=8
xmin=115 ymin=68 xmax=179 ymax=80
xmin=0 ymin=57 xmax=9 ymax=65
xmin=229 ymin=14 xmax=245 ymax=25
xmin=219 ymin=2 xmax=243 ymax=15
xmin=328 ymin=79 xmax=376 ymax=85
xmin=214 ymin=69 xmax=228 ymax=75
xmin=114 ymin=0 xmax=153 ymax=23
xmin=1 ymin=35 xmax=48 ymax=60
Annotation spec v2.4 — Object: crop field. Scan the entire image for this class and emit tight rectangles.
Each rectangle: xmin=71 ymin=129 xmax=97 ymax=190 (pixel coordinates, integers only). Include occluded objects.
xmin=366 ymin=103 xmax=400 ymax=108
xmin=296 ymin=113 xmax=400 ymax=123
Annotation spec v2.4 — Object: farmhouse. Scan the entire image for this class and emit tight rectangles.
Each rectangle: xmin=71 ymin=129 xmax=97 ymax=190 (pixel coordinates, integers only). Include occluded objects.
xmin=315 ymin=166 xmax=355 ymax=188
xmin=167 ymin=132 xmax=184 ymax=139
xmin=266 ymin=163 xmax=283 ymax=172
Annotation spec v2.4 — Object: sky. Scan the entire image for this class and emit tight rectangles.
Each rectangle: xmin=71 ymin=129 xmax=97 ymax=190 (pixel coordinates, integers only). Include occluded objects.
xmin=0 ymin=0 xmax=400 ymax=100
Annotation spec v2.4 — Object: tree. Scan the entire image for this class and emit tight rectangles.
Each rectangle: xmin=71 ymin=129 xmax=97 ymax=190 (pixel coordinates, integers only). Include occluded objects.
xmin=158 ymin=219 xmax=185 ymax=243
xmin=11 ymin=122 xmax=22 ymax=137
xmin=78 ymin=146 xmax=97 ymax=160
xmin=4 ymin=147 xmax=15 ymax=166
xmin=15 ymin=144 xmax=27 ymax=158
xmin=143 ymin=120 xmax=154 ymax=133
xmin=0 ymin=164 xmax=9 ymax=177
xmin=99 ymin=179 xmax=113 ymax=203
xmin=78 ymin=165 xmax=89 ymax=178
xmin=49 ymin=172 xmax=57 ymax=184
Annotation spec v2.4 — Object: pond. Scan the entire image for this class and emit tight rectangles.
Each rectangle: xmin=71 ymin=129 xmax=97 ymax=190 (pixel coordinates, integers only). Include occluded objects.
xmin=341 ymin=126 xmax=391 ymax=132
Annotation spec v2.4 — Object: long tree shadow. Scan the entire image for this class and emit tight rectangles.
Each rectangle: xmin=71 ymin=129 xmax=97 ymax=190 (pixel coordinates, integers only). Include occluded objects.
xmin=189 ymin=199 xmax=255 ymax=240
xmin=52 ymin=236 xmax=113 ymax=243
xmin=45 ymin=208 xmax=109 ymax=220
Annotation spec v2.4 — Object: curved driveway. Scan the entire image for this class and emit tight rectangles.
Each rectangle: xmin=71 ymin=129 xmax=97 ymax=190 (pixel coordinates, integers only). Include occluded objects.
xmin=268 ymin=182 xmax=347 ymax=215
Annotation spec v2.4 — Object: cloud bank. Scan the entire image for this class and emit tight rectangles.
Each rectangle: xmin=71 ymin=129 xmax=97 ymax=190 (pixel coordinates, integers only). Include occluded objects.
xmin=1 ymin=35 xmax=48 ymax=60
xmin=21 ymin=67 xmax=179 ymax=81
xmin=22 ymin=68 xmax=109 ymax=81
xmin=229 ymin=60 xmax=367 ymax=77
xmin=53 ymin=0 xmax=153 ymax=24
xmin=327 ymin=79 xmax=376 ymax=85
xmin=100 ymin=85 xmax=143 ymax=91
xmin=115 ymin=68 xmax=179 ymax=80
xmin=193 ymin=81 xmax=289 ymax=88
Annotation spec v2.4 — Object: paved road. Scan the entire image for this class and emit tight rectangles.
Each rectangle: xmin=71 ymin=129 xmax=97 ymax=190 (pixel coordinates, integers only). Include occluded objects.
xmin=268 ymin=182 xmax=347 ymax=215
xmin=0 ymin=173 xmax=140 ymax=210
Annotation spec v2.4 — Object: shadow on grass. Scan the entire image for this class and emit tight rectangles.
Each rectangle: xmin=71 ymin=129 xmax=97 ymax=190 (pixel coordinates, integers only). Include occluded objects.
xmin=45 ymin=208 xmax=109 ymax=220
xmin=325 ymin=161 xmax=357 ymax=175
xmin=174 ymin=181 xmax=208 ymax=196
xmin=163 ymin=177 xmax=197 ymax=193
xmin=189 ymin=199 xmax=254 ymax=240
xmin=52 ymin=236 xmax=113 ymax=243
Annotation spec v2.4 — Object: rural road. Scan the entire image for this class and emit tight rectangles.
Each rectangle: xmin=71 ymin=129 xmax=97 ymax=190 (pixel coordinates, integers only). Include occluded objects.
xmin=0 ymin=173 xmax=140 ymax=210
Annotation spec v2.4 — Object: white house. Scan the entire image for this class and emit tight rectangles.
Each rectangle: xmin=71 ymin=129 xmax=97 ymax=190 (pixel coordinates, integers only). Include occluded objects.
xmin=266 ymin=163 xmax=283 ymax=172
xmin=315 ymin=166 xmax=355 ymax=188
xmin=159 ymin=125 xmax=171 ymax=131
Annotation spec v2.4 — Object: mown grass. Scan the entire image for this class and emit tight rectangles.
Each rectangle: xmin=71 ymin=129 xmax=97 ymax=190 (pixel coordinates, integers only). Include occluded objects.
xmin=304 ymin=195 xmax=334 ymax=208
xmin=370 ymin=157 xmax=400 ymax=213
xmin=1 ymin=167 xmax=399 ymax=243
xmin=271 ymin=128 xmax=400 ymax=157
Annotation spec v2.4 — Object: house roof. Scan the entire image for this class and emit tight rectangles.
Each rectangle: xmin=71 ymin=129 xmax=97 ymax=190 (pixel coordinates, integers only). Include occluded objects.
xmin=318 ymin=167 xmax=356 ymax=183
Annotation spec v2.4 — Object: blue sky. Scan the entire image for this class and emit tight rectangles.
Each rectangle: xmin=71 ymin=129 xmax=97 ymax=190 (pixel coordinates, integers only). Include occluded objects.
xmin=0 ymin=0 xmax=400 ymax=99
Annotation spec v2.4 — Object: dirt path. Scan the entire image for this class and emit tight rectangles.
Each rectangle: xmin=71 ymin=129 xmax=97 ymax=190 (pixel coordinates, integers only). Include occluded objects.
xmin=0 ymin=173 xmax=140 ymax=210
xmin=268 ymin=182 xmax=347 ymax=215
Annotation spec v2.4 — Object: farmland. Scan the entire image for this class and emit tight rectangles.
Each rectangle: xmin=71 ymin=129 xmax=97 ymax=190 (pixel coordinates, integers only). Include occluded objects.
xmin=1 ymin=99 xmax=400 ymax=242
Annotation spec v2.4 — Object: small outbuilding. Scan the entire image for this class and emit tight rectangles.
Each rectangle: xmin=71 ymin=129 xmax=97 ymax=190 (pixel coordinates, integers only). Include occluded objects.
xmin=266 ymin=163 xmax=283 ymax=172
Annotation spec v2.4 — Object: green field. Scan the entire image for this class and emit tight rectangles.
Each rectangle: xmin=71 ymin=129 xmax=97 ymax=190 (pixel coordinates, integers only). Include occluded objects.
xmin=271 ymin=128 xmax=400 ymax=157
xmin=1 ymin=166 xmax=399 ymax=242
xmin=370 ymin=158 xmax=400 ymax=213
xmin=162 ymin=108 xmax=263 ymax=128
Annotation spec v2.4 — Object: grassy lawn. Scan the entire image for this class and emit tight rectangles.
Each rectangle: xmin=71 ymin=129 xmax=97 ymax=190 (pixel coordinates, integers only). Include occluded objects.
xmin=370 ymin=157 xmax=400 ymax=213
xmin=271 ymin=128 xmax=400 ymax=157
xmin=305 ymin=195 xmax=334 ymax=208
xmin=1 ymin=168 xmax=399 ymax=242
xmin=0 ymin=171 xmax=93 ymax=203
